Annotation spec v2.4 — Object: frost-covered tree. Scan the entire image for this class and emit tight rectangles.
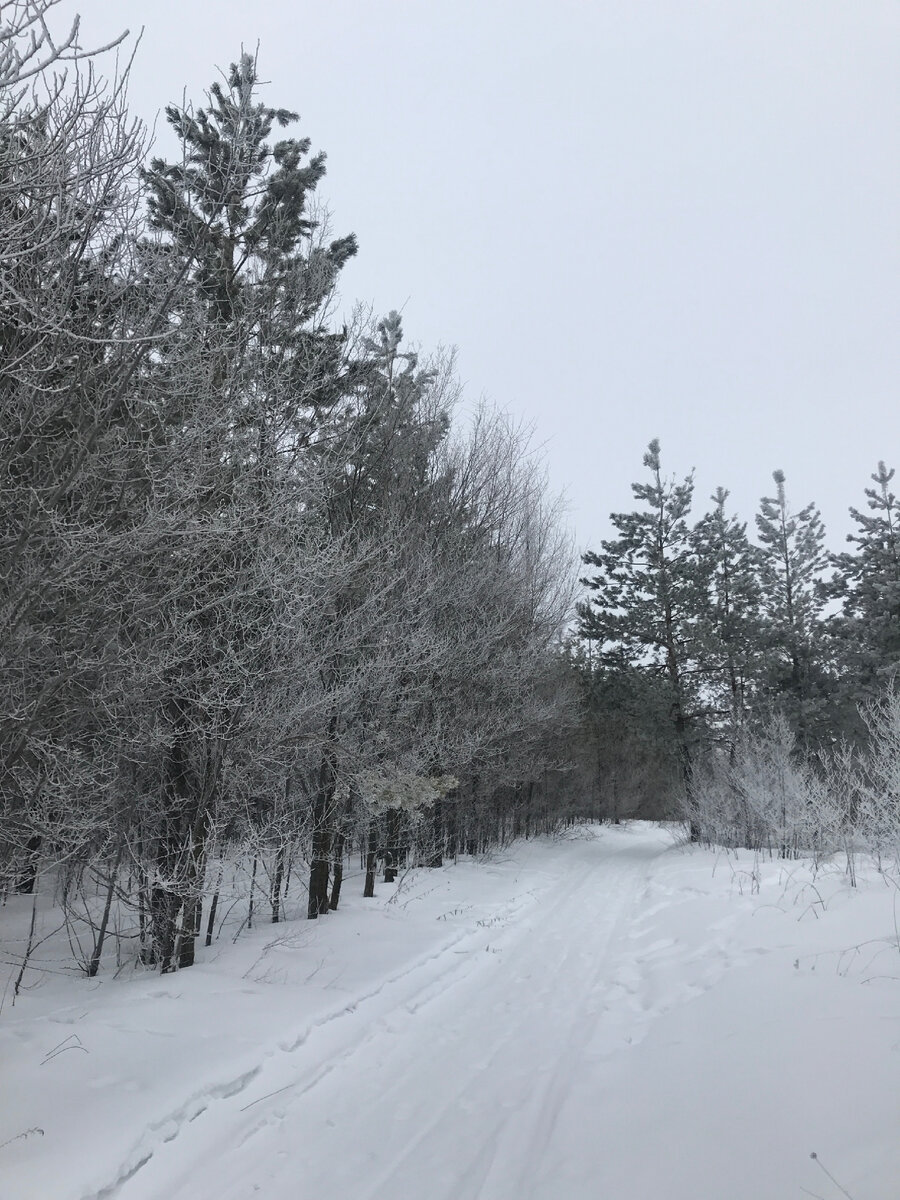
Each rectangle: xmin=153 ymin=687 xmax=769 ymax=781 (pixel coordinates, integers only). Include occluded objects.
xmin=755 ymin=470 xmax=830 ymax=744
xmin=571 ymin=644 xmax=682 ymax=824
xmin=0 ymin=4 xmax=185 ymax=898
xmin=579 ymin=440 xmax=703 ymax=822
xmin=828 ymin=462 xmax=900 ymax=716
xmin=692 ymin=487 xmax=764 ymax=749
xmin=297 ymin=329 xmax=576 ymax=912
xmin=0 ymin=8 xmax=581 ymax=979
xmin=131 ymin=52 xmax=358 ymax=966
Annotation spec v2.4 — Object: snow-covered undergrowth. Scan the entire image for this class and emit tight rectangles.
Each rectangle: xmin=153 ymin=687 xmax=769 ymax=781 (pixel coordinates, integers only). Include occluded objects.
xmin=1 ymin=823 xmax=898 ymax=1200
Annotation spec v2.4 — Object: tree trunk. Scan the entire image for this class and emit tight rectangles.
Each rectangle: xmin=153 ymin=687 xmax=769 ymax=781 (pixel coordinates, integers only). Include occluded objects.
xmin=87 ymin=845 xmax=122 ymax=978
xmin=271 ymin=843 xmax=285 ymax=923
xmin=150 ymin=701 xmax=195 ymax=971
xmin=150 ymin=884 xmax=180 ymax=973
xmin=383 ymin=807 xmax=400 ymax=883
xmin=139 ymin=868 xmax=151 ymax=965
xmin=329 ymin=828 xmax=345 ymax=910
xmin=308 ymin=715 xmax=338 ymax=919
xmin=307 ymin=776 xmax=334 ymax=918
xmin=205 ymin=876 xmax=221 ymax=947
xmin=247 ymin=855 xmax=258 ymax=930
xmin=446 ymin=805 xmax=458 ymax=861
xmin=363 ymin=820 xmax=377 ymax=898
xmin=178 ymin=805 xmax=211 ymax=969
xmin=16 ymin=834 xmax=41 ymax=895
xmin=271 ymin=774 xmax=292 ymax=922
xmin=178 ymin=896 xmax=203 ymax=969
xmin=427 ymin=800 xmax=443 ymax=868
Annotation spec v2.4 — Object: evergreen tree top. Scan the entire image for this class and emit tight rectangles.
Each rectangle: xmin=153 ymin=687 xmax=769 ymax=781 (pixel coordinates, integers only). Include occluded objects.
xmin=143 ymin=52 xmax=357 ymax=320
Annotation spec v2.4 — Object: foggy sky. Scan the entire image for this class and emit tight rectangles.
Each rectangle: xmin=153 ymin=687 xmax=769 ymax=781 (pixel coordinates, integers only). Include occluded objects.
xmin=75 ymin=0 xmax=900 ymax=553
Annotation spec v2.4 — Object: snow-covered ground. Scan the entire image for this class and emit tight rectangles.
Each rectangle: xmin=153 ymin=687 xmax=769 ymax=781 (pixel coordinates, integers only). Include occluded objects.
xmin=1 ymin=822 xmax=898 ymax=1200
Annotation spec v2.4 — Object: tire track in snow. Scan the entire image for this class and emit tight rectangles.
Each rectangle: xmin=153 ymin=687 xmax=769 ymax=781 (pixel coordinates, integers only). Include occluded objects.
xmin=86 ymin=886 xmax=547 ymax=1200
xmin=105 ymin=830 xmax=683 ymax=1200
xmin=360 ymin=840 xmax=658 ymax=1200
xmin=193 ymin=835 xmax=659 ymax=1200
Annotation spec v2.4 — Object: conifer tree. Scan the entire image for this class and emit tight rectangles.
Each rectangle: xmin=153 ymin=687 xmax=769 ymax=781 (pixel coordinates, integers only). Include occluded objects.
xmin=755 ymin=470 xmax=830 ymax=744
xmin=691 ymin=487 xmax=764 ymax=749
xmin=299 ymin=312 xmax=451 ymax=916
xmin=573 ymin=646 xmax=682 ymax=823
xmin=829 ymin=462 xmax=900 ymax=714
xmin=136 ymin=53 xmax=357 ymax=965
xmin=579 ymin=440 xmax=703 ymax=822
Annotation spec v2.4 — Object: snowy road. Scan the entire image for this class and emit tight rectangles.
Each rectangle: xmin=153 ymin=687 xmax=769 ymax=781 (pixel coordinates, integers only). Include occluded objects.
xmin=4 ymin=823 xmax=898 ymax=1200
xmin=100 ymin=831 xmax=653 ymax=1200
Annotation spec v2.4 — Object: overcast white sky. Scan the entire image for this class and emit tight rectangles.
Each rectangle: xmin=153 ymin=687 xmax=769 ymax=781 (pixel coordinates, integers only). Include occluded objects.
xmin=76 ymin=0 xmax=899 ymax=553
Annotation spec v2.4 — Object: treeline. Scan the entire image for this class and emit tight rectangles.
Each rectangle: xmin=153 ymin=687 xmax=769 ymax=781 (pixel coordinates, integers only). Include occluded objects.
xmin=0 ymin=7 xmax=578 ymax=976
xmin=575 ymin=438 xmax=900 ymax=862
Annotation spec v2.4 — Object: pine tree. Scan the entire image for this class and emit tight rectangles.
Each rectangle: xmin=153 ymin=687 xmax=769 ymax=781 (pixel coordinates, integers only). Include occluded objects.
xmin=755 ymin=470 xmax=830 ymax=744
xmin=300 ymin=311 xmax=449 ymax=916
xmin=829 ymin=462 xmax=900 ymax=713
xmin=691 ymin=487 xmax=764 ymax=750
xmin=144 ymin=54 xmax=356 ymax=328
xmin=136 ymin=53 xmax=357 ymax=964
xmin=579 ymin=440 xmax=703 ymax=823
xmin=573 ymin=646 xmax=682 ymax=823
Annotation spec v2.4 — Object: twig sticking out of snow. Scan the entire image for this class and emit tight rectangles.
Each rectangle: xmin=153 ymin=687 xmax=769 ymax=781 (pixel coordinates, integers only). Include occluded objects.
xmin=0 ymin=1128 xmax=44 ymax=1154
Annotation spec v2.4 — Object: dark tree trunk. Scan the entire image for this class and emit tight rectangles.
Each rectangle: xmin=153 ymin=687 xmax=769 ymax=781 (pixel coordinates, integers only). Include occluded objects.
xmin=383 ymin=808 xmax=400 ymax=883
xmin=205 ymin=883 xmax=220 ymax=947
xmin=272 ymin=775 xmax=291 ymax=922
xmin=673 ymin=700 xmax=699 ymax=841
xmin=446 ymin=803 xmax=458 ymax=862
xmin=307 ymin=855 xmax=330 ymax=917
xmin=139 ymin=869 xmax=151 ymax=965
xmin=363 ymin=820 xmax=377 ymax=898
xmin=271 ymin=843 xmax=285 ymax=923
xmin=87 ymin=845 xmax=122 ymax=978
xmin=427 ymin=800 xmax=443 ymax=868
xmin=150 ymin=702 xmax=194 ymax=971
xmin=308 ymin=716 xmax=338 ymax=918
xmin=150 ymin=885 xmax=180 ymax=973
xmin=16 ymin=834 xmax=42 ymax=895
xmin=178 ymin=800 xmax=212 ymax=969
xmin=329 ymin=829 xmax=345 ymax=910
xmin=178 ymin=896 xmax=202 ymax=969
xmin=248 ymin=856 xmax=258 ymax=930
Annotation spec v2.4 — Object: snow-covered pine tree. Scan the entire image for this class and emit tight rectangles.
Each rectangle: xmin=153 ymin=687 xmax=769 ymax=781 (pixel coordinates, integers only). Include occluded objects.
xmin=579 ymin=440 xmax=704 ymax=826
xmin=691 ymin=487 xmax=764 ymax=752
xmin=828 ymin=462 xmax=900 ymax=716
xmin=754 ymin=470 xmax=830 ymax=745
xmin=572 ymin=645 xmax=683 ymax=824
xmin=299 ymin=311 xmax=453 ymax=917
xmin=135 ymin=53 xmax=357 ymax=966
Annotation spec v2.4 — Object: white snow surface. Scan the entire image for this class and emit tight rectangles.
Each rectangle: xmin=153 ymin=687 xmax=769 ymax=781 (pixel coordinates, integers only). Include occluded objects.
xmin=2 ymin=822 xmax=898 ymax=1200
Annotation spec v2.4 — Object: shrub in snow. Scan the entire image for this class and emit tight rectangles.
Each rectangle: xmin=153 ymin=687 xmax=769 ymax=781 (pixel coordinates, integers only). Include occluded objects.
xmin=858 ymin=689 xmax=900 ymax=867
xmin=691 ymin=714 xmax=842 ymax=859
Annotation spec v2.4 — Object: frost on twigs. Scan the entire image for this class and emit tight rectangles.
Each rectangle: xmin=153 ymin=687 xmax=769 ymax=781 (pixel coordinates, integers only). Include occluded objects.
xmin=355 ymin=770 xmax=458 ymax=818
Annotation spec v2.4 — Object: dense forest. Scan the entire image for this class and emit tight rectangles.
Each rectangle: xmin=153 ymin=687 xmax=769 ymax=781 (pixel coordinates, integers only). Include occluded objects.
xmin=575 ymin=440 xmax=900 ymax=870
xmin=1 ymin=4 xmax=898 ymax=984
xmin=0 ymin=7 xmax=582 ymax=980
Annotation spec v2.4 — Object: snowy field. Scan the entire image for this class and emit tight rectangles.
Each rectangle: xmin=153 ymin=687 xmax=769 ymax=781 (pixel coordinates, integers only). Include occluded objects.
xmin=1 ymin=822 xmax=898 ymax=1200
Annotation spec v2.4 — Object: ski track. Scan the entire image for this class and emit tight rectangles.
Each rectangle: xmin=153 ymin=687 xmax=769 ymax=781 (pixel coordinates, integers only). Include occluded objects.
xmin=78 ymin=888 xmax=543 ymax=1200
xmin=86 ymin=829 xmax=747 ymax=1200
